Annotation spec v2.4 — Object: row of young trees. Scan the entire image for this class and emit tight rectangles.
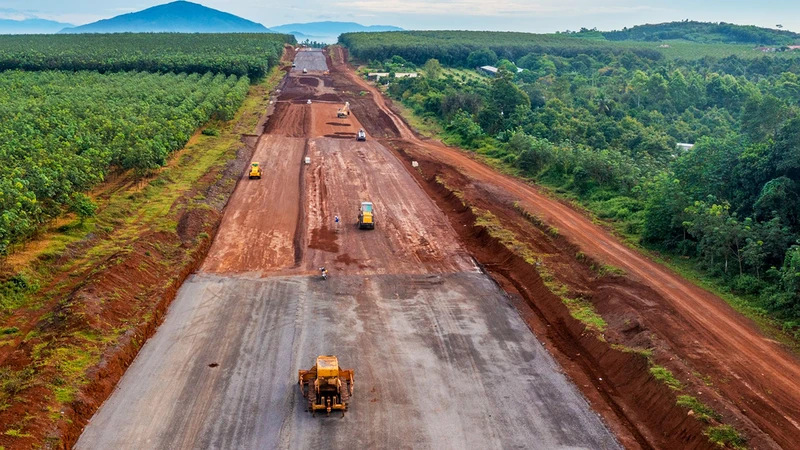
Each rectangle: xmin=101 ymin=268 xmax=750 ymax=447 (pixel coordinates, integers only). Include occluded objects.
xmin=0 ymin=70 xmax=250 ymax=254
xmin=360 ymin=45 xmax=800 ymax=327
xmin=0 ymin=33 xmax=294 ymax=78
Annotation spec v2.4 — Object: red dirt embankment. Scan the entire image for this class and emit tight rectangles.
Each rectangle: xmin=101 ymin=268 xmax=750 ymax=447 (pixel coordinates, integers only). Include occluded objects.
xmin=331 ymin=46 xmax=800 ymax=449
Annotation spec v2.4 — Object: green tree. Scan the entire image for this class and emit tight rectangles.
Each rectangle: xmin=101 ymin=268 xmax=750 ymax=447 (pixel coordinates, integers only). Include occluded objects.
xmin=69 ymin=193 xmax=97 ymax=223
xmin=509 ymin=131 xmax=555 ymax=174
xmin=467 ymin=48 xmax=498 ymax=67
xmin=423 ymin=58 xmax=443 ymax=80
xmin=490 ymin=69 xmax=530 ymax=115
xmin=447 ymin=110 xmax=484 ymax=146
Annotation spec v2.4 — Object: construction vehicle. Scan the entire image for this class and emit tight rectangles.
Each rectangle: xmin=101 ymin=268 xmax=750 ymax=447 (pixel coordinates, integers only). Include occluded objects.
xmin=358 ymin=202 xmax=375 ymax=229
xmin=248 ymin=162 xmax=262 ymax=179
xmin=356 ymin=129 xmax=366 ymax=141
xmin=298 ymin=355 xmax=354 ymax=416
xmin=337 ymin=102 xmax=351 ymax=119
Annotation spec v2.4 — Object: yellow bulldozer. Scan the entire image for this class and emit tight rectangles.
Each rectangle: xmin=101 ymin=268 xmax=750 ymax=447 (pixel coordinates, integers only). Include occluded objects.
xmin=248 ymin=162 xmax=262 ymax=179
xmin=337 ymin=101 xmax=351 ymax=118
xmin=358 ymin=202 xmax=375 ymax=229
xmin=298 ymin=356 xmax=354 ymax=416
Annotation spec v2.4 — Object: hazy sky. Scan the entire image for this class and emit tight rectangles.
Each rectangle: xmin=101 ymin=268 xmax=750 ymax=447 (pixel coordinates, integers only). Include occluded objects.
xmin=1 ymin=0 xmax=799 ymax=32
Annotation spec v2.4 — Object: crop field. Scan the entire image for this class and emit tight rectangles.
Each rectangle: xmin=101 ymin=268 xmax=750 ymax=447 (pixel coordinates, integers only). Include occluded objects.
xmin=0 ymin=33 xmax=294 ymax=78
xmin=0 ymin=70 xmax=249 ymax=258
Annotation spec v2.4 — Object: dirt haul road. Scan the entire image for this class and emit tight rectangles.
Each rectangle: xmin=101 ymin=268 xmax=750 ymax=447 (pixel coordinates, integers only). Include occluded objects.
xmin=329 ymin=48 xmax=800 ymax=448
xmin=76 ymin=49 xmax=619 ymax=449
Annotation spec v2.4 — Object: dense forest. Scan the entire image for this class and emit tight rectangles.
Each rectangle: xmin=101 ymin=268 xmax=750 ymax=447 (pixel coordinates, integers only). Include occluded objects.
xmin=601 ymin=21 xmax=800 ymax=45
xmin=0 ymin=33 xmax=293 ymax=78
xmin=0 ymin=70 xmax=250 ymax=255
xmin=347 ymin=36 xmax=800 ymax=330
xmin=340 ymin=30 xmax=800 ymax=69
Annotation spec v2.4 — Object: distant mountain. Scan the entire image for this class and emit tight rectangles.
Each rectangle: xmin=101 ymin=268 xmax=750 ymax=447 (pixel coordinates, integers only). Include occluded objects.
xmin=601 ymin=21 xmax=800 ymax=45
xmin=270 ymin=21 xmax=402 ymax=43
xmin=0 ymin=18 xmax=74 ymax=34
xmin=59 ymin=1 xmax=270 ymax=34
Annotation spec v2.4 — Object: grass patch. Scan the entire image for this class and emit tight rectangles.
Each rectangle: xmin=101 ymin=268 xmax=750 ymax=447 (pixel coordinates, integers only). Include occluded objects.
xmin=611 ymin=343 xmax=653 ymax=358
xmin=4 ymin=428 xmax=33 ymax=438
xmin=592 ymin=263 xmax=626 ymax=277
xmin=704 ymin=424 xmax=747 ymax=449
xmin=563 ymin=297 xmax=607 ymax=333
xmin=650 ymin=365 xmax=683 ymax=390
xmin=473 ymin=208 xmax=540 ymax=265
xmin=392 ymin=101 xmax=444 ymax=137
xmin=676 ymin=395 xmax=722 ymax=423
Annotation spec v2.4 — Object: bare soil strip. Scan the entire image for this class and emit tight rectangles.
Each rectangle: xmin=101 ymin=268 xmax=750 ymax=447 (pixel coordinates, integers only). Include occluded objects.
xmin=201 ymin=135 xmax=305 ymax=275
xmin=301 ymin=136 xmax=474 ymax=275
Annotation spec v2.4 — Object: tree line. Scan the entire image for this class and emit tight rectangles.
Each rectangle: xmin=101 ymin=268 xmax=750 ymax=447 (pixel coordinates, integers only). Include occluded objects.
xmin=0 ymin=70 xmax=250 ymax=255
xmin=602 ymin=20 xmax=800 ymax=45
xmin=354 ymin=43 xmax=800 ymax=330
xmin=341 ymin=31 xmax=670 ymax=67
xmin=0 ymin=33 xmax=294 ymax=78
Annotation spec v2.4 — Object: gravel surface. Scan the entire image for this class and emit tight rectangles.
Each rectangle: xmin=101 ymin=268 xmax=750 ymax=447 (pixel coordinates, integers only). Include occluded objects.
xmin=292 ymin=49 xmax=328 ymax=73
xmin=76 ymin=273 xmax=619 ymax=450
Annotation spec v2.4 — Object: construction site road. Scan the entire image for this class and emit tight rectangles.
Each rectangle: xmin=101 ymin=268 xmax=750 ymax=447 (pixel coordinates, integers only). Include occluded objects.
xmin=76 ymin=47 xmax=620 ymax=449
xmin=75 ymin=273 xmax=619 ymax=450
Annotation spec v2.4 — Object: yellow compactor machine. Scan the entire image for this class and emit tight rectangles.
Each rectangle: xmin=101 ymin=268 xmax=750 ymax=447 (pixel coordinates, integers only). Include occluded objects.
xmin=298 ymin=356 xmax=354 ymax=416
xmin=358 ymin=202 xmax=375 ymax=229
xmin=248 ymin=162 xmax=262 ymax=179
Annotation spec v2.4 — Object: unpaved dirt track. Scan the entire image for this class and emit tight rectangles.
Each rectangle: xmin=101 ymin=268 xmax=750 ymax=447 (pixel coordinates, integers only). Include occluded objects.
xmin=201 ymin=135 xmax=305 ymax=275
xmin=77 ymin=49 xmax=619 ymax=449
xmin=302 ymin=137 xmax=473 ymax=275
xmin=331 ymin=48 xmax=800 ymax=447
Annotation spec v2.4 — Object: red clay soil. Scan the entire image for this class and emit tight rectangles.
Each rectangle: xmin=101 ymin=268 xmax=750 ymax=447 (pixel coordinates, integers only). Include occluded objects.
xmin=202 ymin=67 xmax=471 ymax=277
xmin=331 ymin=46 xmax=800 ymax=448
xmin=200 ymin=135 xmax=306 ymax=275
xmin=301 ymin=137 xmax=474 ymax=276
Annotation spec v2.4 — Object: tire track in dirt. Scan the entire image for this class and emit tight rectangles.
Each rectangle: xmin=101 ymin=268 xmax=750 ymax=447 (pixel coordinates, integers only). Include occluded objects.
xmin=200 ymin=135 xmax=305 ymax=275
xmin=301 ymin=137 xmax=474 ymax=276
